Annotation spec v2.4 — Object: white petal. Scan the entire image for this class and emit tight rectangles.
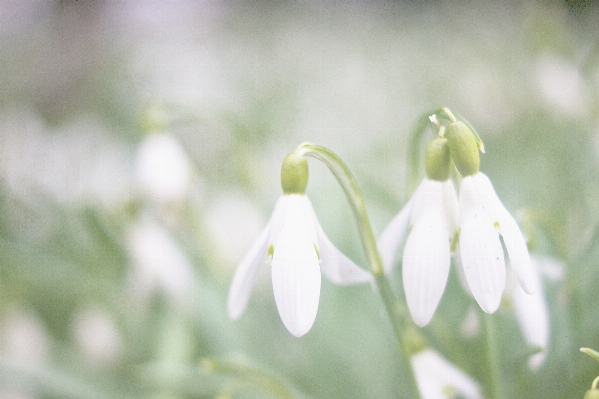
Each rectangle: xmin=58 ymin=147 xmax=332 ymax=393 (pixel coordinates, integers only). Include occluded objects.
xmin=470 ymin=173 xmax=502 ymax=223
xmin=268 ymin=196 xmax=290 ymax=247
xmin=411 ymin=349 xmax=483 ymax=399
xmin=459 ymin=177 xmax=506 ymax=314
xmin=403 ymin=211 xmax=450 ymax=327
xmin=440 ymin=179 xmax=459 ymax=236
xmin=473 ymin=173 xmax=535 ymax=294
xmin=409 ymin=178 xmax=434 ymax=224
xmin=271 ymin=196 xmax=321 ymax=337
xmin=227 ymin=222 xmax=271 ymax=320
xmin=498 ymin=209 xmax=534 ymax=294
xmin=453 ymin=245 xmax=473 ymax=298
xmin=311 ymin=210 xmax=372 ymax=284
xmin=513 ymin=259 xmax=549 ymax=371
xmin=378 ymin=196 xmax=415 ymax=274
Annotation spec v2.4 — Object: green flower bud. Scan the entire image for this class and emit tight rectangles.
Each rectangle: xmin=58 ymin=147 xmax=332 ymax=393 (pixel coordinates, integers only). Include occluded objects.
xmin=281 ymin=153 xmax=309 ymax=195
xmin=584 ymin=389 xmax=599 ymax=399
xmin=446 ymin=121 xmax=480 ymax=177
xmin=425 ymin=137 xmax=451 ymax=181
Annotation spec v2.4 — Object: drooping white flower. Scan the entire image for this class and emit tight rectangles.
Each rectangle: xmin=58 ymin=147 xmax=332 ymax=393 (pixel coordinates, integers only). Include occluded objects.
xmin=378 ymin=137 xmax=459 ymax=327
xmin=127 ymin=217 xmax=196 ymax=307
xmin=135 ymin=132 xmax=192 ymax=202
xmin=458 ymin=172 xmax=535 ymax=314
xmin=512 ymin=256 xmax=562 ymax=371
xmin=378 ymin=178 xmax=458 ymax=327
xmin=228 ymin=194 xmax=371 ymax=337
xmin=411 ymin=348 xmax=484 ymax=399
xmin=456 ymin=254 xmax=554 ymax=370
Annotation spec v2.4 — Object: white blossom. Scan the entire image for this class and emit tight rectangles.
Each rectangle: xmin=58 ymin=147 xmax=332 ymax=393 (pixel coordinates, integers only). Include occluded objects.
xmin=512 ymin=256 xmax=561 ymax=370
xmin=228 ymin=194 xmax=371 ymax=337
xmin=378 ymin=178 xmax=458 ymax=327
xmin=411 ymin=348 xmax=484 ymax=399
xmin=458 ymin=172 xmax=534 ymax=314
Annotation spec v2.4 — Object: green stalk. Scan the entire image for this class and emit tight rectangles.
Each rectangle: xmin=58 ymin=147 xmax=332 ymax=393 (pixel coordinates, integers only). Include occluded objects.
xmin=296 ymin=142 xmax=422 ymax=399
xmin=484 ymin=313 xmax=506 ymax=399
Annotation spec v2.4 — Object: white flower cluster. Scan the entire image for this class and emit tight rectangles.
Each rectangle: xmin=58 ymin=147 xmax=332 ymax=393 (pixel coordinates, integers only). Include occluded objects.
xmin=379 ymin=119 xmax=536 ymax=328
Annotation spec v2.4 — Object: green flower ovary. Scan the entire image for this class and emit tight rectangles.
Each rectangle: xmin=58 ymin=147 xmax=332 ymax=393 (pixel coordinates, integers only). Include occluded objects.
xmin=446 ymin=121 xmax=480 ymax=177
xmin=425 ymin=136 xmax=451 ymax=181
xmin=281 ymin=153 xmax=309 ymax=195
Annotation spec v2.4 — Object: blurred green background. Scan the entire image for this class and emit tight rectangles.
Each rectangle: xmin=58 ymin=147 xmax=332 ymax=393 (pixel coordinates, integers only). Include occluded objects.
xmin=1 ymin=1 xmax=599 ymax=398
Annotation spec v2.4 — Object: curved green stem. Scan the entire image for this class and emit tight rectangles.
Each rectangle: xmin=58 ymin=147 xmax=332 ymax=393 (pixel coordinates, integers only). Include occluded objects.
xmin=581 ymin=347 xmax=599 ymax=363
xmin=296 ymin=142 xmax=422 ymax=399
xmin=441 ymin=106 xmax=457 ymax=123
xmin=296 ymin=143 xmax=384 ymax=277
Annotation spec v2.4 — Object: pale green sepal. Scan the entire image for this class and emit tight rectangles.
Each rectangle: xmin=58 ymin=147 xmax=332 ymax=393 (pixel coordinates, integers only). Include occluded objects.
xmin=446 ymin=121 xmax=480 ymax=177
xmin=425 ymin=137 xmax=451 ymax=181
xmin=281 ymin=153 xmax=309 ymax=195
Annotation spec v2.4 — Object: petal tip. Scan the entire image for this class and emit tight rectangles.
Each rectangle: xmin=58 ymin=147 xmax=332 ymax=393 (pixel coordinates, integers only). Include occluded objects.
xmin=412 ymin=313 xmax=432 ymax=328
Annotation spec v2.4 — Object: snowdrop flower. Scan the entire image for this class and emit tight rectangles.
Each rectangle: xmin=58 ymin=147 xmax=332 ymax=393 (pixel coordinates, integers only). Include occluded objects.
xmin=378 ymin=137 xmax=459 ymax=327
xmin=455 ymin=253 xmax=554 ymax=370
xmin=411 ymin=348 xmax=484 ymax=399
xmin=127 ymin=217 xmax=196 ymax=306
xmin=447 ymin=121 xmax=535 ymax=314
xmin=228 ymin=153 xmax=371 ymax=337
xmin=135 ymin=132 xmax=192 ymax=202
xmin=512 ymin=256 xmax=562 ymax=370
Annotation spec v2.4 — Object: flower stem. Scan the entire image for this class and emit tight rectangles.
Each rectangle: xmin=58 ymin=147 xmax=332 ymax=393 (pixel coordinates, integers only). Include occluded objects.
xmin=484 ymin=313 xmax=506 ymax=399
xmin=296 ymin=142 xmax=422 ymax=399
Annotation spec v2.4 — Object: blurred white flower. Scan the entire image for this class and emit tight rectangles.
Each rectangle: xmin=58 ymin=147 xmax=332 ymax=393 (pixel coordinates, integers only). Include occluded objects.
xmin=0 ymin=308 xmax=50 ymax=399
xmin=0 ymin=111 xmax=130 ymax=207
xmin=536 ymin=55 xmax=587 ymax=116
xmin=459 ymin=305 xmax=482 ymax=339
xmin=511 ymin=256 xmax=561 ymax=371
xmin=228 ymin=194 xmax=371 ymax=337
xmin=458 ymin=172 xmax=534 ymax=314
xmin=1 ymin=308 xmax=49 ymax=364
xmin=378 ymin=178 xmax=458 ymax=327
xmin=205 ymin=194 xmax=264 ymax=265
xmin=72 ymin=308 xmax=124 ymax=366
xmin=127 ymin=217 xmax=196 ymax=306
xmin=135 ymin=132 xmax=192 ymax=202
xmin=411 ymin=348 xmax=484 ymax=399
